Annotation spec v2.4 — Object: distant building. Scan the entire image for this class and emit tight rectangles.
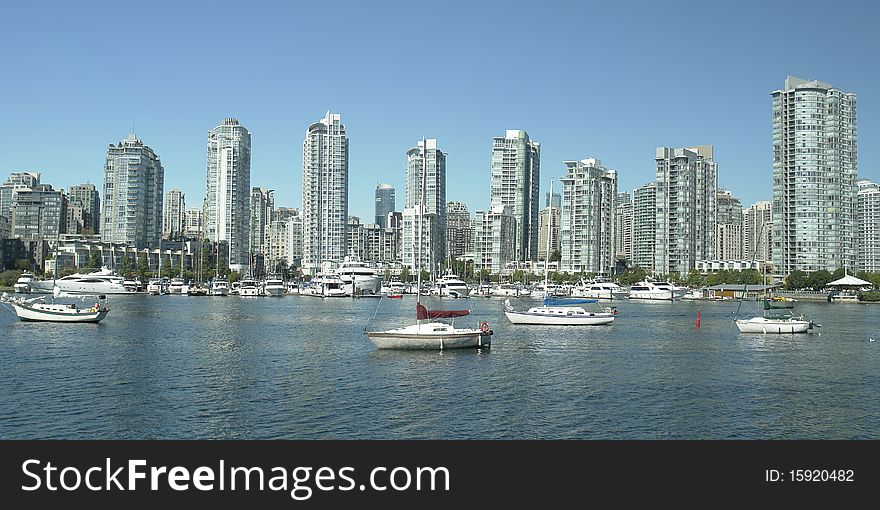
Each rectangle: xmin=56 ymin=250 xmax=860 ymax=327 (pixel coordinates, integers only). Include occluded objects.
xmin=184 ymin=208 xmax=203 ymax=238
xmin=716 ymin=190 xmax=743 ymax=260
xmin=632 ymin=182 xmax=656 ymax=272
xmin=250 ymin=187 xmax=275 ymax=257
xmin=772 ymin=76 xmax=857 ymax=274
xmin=67 ymin=183 xmax=100 ymax=234
xmin=302 ymin=112 xmax=348 ymax=274
xmin=560 ymin=158 xmax=617 ymax=275
xmin=406 ymin=138 xmax=446 ymax=266
xmin=858 ymin=179 xmax=880 ymax=272
xmin=446 ymin=201 xmax=472 ymax=259
xmin=0 ymin=172 xmax=41 ymax=220
xmin=490 ymin=129 xmax=540 ymax=262
xmin=12 ymin=184 xmax=66 ymax=242
xmin=102 ymin=134 xmax=164 ymax=248
xmin=206 ymin=118 xmax=251 ymax=270
xmin=615 ymin=192 xmax=633 ymax=261
xmin=163 ymin=189 xmax=186 ymax=240
xmin=654 ymin=145 xmax=717 ymax=277
xmin=743 ymin=200 xmax=772 ymax=263
xmin=473 ymin=205 xmax=516 ymax=273
xmin=375 ymin=184 xmax=395 ymax=228
xmin=537 ymin=205 xmax=560 ymax=261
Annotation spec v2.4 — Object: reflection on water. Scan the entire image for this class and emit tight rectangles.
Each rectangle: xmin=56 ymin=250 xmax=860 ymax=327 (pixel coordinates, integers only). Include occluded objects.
xmin=1 ymin=296 xmax=878 ymax=439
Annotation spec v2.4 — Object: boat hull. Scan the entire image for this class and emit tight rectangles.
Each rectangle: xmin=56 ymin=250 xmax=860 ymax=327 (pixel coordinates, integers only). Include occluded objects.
xmin=627 ymin=291 xmax=674 ymax=301
xmin=735 ymin=318 xmax=811 ymax=334
xmin=504 ymin=310 xmax=615 ymax=325
xmin=365 ymin=322 xmax=491 ymax=349
xmin=10 ymin=303 xmax=108 ymax=323
xmin=264 ymin=286 xmax=285 ymax=296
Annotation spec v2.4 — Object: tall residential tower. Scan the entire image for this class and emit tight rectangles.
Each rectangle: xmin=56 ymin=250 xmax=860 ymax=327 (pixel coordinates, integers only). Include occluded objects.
xmin=490 ymin=129 xmax=540 ymax=262
xmin=205 ymin=118 xmax=251 ymax=270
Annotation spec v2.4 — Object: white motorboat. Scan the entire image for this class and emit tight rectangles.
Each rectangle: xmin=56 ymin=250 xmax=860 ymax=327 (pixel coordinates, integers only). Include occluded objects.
xmin=571 ymin=280 xmax=626 ymax=300
xmin=168 ymin=278 xmax=186 ymax=294
xmin=263 ymin=274 xmax=286 ymax=296
xmin=1 ymin=292 xmax=109 ymax=323
xmin=211 ymin=277 xmax=230 ymax=296
xmin=238 ymin=277 xmax=261 ymax=297
xmin=335 ymin=256 xmax=382 ymax=296
xmin=14 ymin=271 xmax=36 ymax=293
xmin=504 ymin=298 xmax=616 ymax=325
xmin=146 ymin=278 xmax=167 ymax=295
xmin=490 ymin=283 xmax=522 ymax=297
xmin=529 ymin=283 xmax=566 ymax=299
xmin=627 ymin=280 xmax=675 ymax=301
xmin=432 ymin=270 xmax=469 ymax=298
xmin=469 ymin=284 xmax=492 ymax=298
xmin=122 ymin=278 xmax=142 ymax=292
xmin=29 ymin=267 xmax=134 ymax=295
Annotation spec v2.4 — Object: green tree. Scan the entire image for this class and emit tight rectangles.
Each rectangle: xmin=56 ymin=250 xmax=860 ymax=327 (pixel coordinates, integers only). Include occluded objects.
xmin=684 ymin=270 xmax=704 ymax=288
xmin=87 ymin=250 xmax=102 ymax=269
xmin=119 ymin=255 xmax=133 ymax=277
xmin=400 ymin=266 xmax=410 ymax=283
xmin=550 ymin=249 xmax=561 ymax=263
xmin=14 ymin=259 xmax=31 ymax=271
xmin=806 ymin=270 xmax=833 ymax=291
xmin=228 ymin=271 xmax=241 ymax=283
xmin=785 ymin=270 xmax=808 ymax=290
xmin=419 ymin=269 xmax=430 ymax=282
xmin=137 ymin=253 xmax=150 ymax=279
xmin=0 ymin=269 xmax=22 ymax=287
xmin=161 ymin=255 xmax=173 ymax=278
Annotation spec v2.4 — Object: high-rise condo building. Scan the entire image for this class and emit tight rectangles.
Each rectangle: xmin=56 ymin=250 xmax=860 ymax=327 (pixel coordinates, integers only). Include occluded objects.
xmin=560 ymin=158 xmax=617 ymax=275
xmin=857 ymin=179 xmax=880 ymax=272
xmin=163 ymin=189 xmax=185 ymax=240
xmin=473 ymin=205 xmax=517 ymax=273
xmin=772 ymin=76 xmax=857 ymax=275
xmin=102 ymin=135 xmax=164 ymax=248
xmin=250 ymin=187 xmax=275 ymax=257
xmin=743 ymin=201 xmax=772 ymax=263
xmin=632 ymin=182 xmax=656 ymax=272
xmin=67 ymin=183 xmax=100 ymax=234
xmin=302 ymin=112 xmax=348 ymax=274
xmin=375 ymin=184 xmax=395 ymax=228
xmin=537 ymin=205 xmax=560 ymax=262
xmin=405 ymin=138 xmax=446 ymax=267
xmin=655 ymin=145 xmax=717 ymax=277
xmin=716 ymin=190 xmax=743 ymax=260
xmin=206 ymin=118 xmax=251 ymax=270
xmin=184 ymin=208 xmax=203 ymax=239
xmin=490 ymin=129 xmax=540 ymax=262
xmin=0 ymin=172 xmax=41 ymax=220
xmin=446 ymin=201 xmax=472 ymax=259
xmin=615 ymin=191 xmax=633 ymax=261
xmin=11 ymin=184 xmax=66 ymax=242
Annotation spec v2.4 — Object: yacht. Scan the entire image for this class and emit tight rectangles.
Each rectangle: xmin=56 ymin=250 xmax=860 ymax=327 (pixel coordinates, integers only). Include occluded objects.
xmin=122 ymin=278 xmax=142 ymax=293
xmin=14 ymin=272 xmax=36 ymax=293
xmin=504 ymin=298 xmax=616 ymax=326
xmin=335 ymin=256 xmax=382 ymax=296
xmin=432 ymin=271 xmax=469 ymax=298
xmin=2 ymin=292 xmax=109 ymax=323
xmin=30 ymin=267 xmax=134 ymax=295
xmin=238 ymin=277 xmax=261 ymax=297
xmin=627 ymin=280 xmax=675 ymax=301
xmin=211 ymin=277 xmax=230 ymax=296
xmin=571 ymin=280 xmax=626 ymax=300
xmin=146 ymin=278 xmax=167 ymax=295
xmin=264 ymin=274 xmax=286 ymax=296
xmin=168 ymin=277 xmax=186 ymax=294
xmin=490 ymin=283 xmax=522 ymax=297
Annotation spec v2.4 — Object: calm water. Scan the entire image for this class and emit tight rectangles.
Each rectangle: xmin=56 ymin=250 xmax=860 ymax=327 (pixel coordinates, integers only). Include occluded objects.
xmin=1 ymin=294 xmax=878 ymax=439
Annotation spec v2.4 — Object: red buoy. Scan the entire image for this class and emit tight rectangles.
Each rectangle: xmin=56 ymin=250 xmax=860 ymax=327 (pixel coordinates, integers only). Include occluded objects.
xmin=696 ymin=308 xmax=701 ymax=328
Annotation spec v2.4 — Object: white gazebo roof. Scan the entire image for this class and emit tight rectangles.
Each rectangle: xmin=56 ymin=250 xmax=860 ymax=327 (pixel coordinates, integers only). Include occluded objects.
xmin=827 ymin=275 xmax=872 ymax=287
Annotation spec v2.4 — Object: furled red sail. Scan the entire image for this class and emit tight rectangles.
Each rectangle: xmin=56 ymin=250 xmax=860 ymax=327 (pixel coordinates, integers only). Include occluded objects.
xmin=417 ymin=303 xmax=470 ymax=320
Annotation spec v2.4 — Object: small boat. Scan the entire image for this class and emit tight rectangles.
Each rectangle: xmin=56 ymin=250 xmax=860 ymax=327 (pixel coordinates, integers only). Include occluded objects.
xmin=366 ymin=303 xmax=491 ymax=350
xmin=627 ymin=280 xmax=675 ymax=301
xmin=263 ymin=274 xmax=286 ymax=296
xmin=14 ymin=272 xmax=36 ymax=293
xmin=431 ymin=270 xmax=470 ymax=298
xmin=504 ymin=298 xmax=616 ymax=326
xmin=146 ymin=278 xmax=167 ymax=295
xmin=735 ymin=298 xmax=816 ymax=334
xmin=211 ymin=277 xmax=230 ymax=296
xmin=570 ymin=280 xmax=627 ymax=300
xmin=168 ymin=277 xmax=186 ymax=294
xmin=387 ymin=293 xmax=403 ymax=299
xmin=1 ymin=291 xmax=109 ymax=323
xmin=238 ymin=277 xmax=261 ymax=297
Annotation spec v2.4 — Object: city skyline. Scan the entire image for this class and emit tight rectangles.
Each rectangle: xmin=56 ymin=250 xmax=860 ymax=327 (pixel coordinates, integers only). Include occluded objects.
xmin=2 ymin=1 xmax=878 ymax=223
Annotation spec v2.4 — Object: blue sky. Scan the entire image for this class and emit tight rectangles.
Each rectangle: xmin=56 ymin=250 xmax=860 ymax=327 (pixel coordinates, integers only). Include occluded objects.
xmin=1 ymin=0 xmax=877 ymax=220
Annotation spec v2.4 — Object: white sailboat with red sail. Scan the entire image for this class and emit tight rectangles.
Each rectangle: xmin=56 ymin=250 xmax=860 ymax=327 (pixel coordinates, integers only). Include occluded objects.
xmin=364 ymin=137 xmax=492 ymax=350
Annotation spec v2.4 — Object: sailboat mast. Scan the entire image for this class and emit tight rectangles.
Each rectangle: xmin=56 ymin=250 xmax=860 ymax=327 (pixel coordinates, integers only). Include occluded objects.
xmin=545 ymin=178 xmax=553 ymax=291
xmin=416 ymin=137 xmax=426 ymax=310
